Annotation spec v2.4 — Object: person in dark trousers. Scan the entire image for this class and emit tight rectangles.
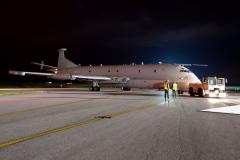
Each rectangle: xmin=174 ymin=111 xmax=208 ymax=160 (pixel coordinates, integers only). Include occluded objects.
xmin=163 ymin=80 xmax=170 ymax=102
xmin=172 ymin=82 xmax=178 ymax=98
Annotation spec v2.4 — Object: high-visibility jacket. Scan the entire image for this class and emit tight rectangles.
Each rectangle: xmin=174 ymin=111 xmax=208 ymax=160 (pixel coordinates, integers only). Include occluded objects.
xmin=163 ymin=82 xmax=170 ymax=90
xmin=172 ymin=83 xmax=178 ymax=91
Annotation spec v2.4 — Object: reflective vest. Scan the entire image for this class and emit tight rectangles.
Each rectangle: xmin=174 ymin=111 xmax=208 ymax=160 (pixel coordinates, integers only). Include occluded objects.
xmin=163 ymin=82 xmax=170 ymax=90
xmin=172 ymin=83 xmax=178 ymax=91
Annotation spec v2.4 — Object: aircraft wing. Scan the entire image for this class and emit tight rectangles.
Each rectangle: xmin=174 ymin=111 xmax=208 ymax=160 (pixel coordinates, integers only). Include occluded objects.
xmin=72 ymin=75 xmax=112 ymax=81
xmin=9 ymin=70 xmax=54 ymax=76
xmin=72 ymin=75 xmax=130 ymax=83
xmin=9 ymin=70 xmax=130 ymax=83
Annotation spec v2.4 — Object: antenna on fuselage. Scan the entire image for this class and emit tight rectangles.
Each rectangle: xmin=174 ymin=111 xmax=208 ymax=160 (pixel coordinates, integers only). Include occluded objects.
xmin=179 ymin=64 xmax=208 ymax=67
xmin=192 ymin=64 xmax=208 ymax=67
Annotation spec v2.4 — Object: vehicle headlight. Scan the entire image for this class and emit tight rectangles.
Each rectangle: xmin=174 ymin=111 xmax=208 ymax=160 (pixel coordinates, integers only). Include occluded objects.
xmin=214 ymin=90 xmax=219 ymax=94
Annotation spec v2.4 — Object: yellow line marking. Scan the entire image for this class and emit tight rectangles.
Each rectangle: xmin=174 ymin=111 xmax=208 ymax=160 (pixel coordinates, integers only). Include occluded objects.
xmin=0 ymin=118 xmax=102 ymax=148
xmin=107 ymin=104 xmax=155 ymax=117
xmin=0 ymin=91 xmax=47 ymax=96
xmin=0 ymin=97 xmax=107 ymax=117
xmin=0 ymin=103 xmax=157 ymax=149
xmin=0 ymin=100 xmax=83 ymax=117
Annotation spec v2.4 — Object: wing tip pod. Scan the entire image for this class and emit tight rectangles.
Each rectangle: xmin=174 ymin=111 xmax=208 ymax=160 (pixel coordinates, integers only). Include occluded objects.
xmin=9 ymin=70 xmax=25 ymax=76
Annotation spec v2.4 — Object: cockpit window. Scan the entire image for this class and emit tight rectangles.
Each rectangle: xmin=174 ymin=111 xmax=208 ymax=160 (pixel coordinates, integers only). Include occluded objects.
xmin=177 ymin=66 xmax=192 ymax=73
xmin=180 ymin=68 xmax=190 ymax=73
xmin=180 ymin=70 xmax=188 ymax=72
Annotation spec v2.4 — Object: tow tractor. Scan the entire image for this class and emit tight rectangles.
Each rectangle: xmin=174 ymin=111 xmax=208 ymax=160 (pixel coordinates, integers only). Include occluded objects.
xmin=189 ymin=77 xmax=226 ymax=97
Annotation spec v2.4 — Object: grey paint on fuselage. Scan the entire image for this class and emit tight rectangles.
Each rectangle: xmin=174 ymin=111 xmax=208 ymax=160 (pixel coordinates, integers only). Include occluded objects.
xmin=59 ymin=64 xmax=201 ymax=90
xmin=9 ymin=48 xmax=201 ymax=91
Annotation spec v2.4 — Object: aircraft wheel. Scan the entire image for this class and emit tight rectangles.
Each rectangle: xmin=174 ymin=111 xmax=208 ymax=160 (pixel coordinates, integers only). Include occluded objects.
xmin=90 ymin=86 xmax=100 ymax=91
xmin=122 ymin=87 xmax=131 ymax=91
xmin=178 ymin=90 xmax=183 ymax=95
xmin=96 ymin=86 xmax=100 ymax=91
xmin=198 ymin=88 xmax=203 ymax=97
xmin=189 ymin=88 xmax=194 ymax=96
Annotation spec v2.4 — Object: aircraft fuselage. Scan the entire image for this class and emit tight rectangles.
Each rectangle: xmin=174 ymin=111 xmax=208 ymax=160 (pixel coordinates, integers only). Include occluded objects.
xmin=58 ymin=64 xmax=201 ymax=91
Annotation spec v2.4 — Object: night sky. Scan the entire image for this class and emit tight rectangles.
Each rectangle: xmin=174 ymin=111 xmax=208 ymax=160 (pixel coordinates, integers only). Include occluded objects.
xmin=1 ymin=1 xmax=240 ymax=84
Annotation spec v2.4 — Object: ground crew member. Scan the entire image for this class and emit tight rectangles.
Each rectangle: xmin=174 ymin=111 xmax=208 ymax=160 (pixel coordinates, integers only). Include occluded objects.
xmin=163 ymin=80 xmax=170 ymax=102
xmin=172 ymin=82 xmax=178 ymax=98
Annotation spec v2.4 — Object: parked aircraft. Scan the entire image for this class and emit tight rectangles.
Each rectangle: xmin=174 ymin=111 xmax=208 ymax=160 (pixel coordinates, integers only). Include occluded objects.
xmin=9 ymin=48 xmax=202 ymax=92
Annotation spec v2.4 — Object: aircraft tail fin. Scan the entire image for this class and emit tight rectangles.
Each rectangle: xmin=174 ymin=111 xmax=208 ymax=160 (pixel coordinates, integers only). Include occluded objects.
xmin=57 ymin=48 xmax=77 ymax=69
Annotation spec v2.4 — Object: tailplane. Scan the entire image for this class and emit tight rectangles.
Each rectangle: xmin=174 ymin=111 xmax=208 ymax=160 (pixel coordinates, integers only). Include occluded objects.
xmin=57 ymin=48 xmax=77 ymax=69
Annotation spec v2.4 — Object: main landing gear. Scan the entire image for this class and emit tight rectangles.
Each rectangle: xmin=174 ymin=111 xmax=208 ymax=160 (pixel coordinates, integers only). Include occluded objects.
xmin=90 ymin=81 xmax=100 ymax=91
xmin=121 ymin=86 xmax=131 ymax=91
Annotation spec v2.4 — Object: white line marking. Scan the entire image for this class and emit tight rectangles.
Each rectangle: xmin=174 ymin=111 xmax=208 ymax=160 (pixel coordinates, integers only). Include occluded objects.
xmin=201 ymin=105 xmax=240 ymax=115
